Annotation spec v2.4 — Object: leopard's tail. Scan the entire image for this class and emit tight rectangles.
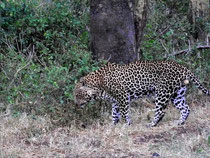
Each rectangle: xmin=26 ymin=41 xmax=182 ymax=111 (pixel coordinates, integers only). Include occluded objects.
xmin=186 ymin=72 xmax=209 ymax=95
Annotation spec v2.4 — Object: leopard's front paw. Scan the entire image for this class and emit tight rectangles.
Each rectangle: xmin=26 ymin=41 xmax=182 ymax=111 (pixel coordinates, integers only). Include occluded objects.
xmin=174 ymin=119 xmax=185 ymax=126
xmin=147 ymin=121 xmax=157 ymax=128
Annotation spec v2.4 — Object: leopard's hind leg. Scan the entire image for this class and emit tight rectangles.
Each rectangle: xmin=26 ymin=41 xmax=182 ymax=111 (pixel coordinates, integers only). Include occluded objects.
xmin=112 ymin=102 xmax=121 ymax=124
xmin=171 ymin=85 xmax=190 ymax=125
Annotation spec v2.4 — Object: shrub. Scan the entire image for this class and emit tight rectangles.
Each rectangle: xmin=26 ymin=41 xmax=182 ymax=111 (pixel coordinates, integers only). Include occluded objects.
xmin=0 ymin=0 xmax=101 ymax=124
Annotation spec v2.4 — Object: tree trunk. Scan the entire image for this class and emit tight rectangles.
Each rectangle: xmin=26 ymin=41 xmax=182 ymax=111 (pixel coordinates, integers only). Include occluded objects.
xmin=133 ymin=0 xmax=148 ymax=57
xmin=188 ymin=0 xmax=210 ymax=40
xmin=90 ymin=0 xmax=148 ymax=64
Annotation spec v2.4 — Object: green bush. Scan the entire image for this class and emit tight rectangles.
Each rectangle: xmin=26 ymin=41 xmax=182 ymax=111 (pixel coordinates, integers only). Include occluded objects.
xmin=0 ymin=0 xmax=101 ymax=123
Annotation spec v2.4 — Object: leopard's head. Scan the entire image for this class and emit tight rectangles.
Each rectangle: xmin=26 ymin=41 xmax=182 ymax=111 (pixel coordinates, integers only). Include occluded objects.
xmin=73 ymin=80 xmax=98 ymax=107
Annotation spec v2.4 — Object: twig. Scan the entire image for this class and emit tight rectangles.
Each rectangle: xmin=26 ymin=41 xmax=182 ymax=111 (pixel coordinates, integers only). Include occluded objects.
xmin=188 ymin=40 xmax=191 ymax=52
xmin=4 ymin=34 xmax=15 ymax=51
xmin=173 ymin=34 xmax=210 ymax=56
xmin=14 ymin=59 xmax=32 ymax=78
xmin=159 ymin=39 xmax=169 ymax=54
xmin=159 ymin=26 xmax=170 ymax=36
xmin=173 ymin=45 xmax=210 ymax=56
xmin=1 ymin=68 xmax=10 ymax=80
xmin=196 ymin=45 xmax=210 ymax=50
xmin=173 ymin=48 xmax=189 ymax=56
xmin=8 ymin=48 xmax=34 ymax=89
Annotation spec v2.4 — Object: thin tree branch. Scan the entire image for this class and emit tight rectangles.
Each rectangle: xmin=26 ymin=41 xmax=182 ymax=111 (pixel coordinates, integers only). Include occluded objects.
xmin=8 ymin=48 xmax=34 ymax=89
xmin=159 ymin=39 xmax=169 ymax=54
xmin=173 ymin=35 xmax=210 ymax=56
xmin=174 ymin=45 xmax=210 ymax=56
xmin=196 ymin=45 xmax=210 ymax=50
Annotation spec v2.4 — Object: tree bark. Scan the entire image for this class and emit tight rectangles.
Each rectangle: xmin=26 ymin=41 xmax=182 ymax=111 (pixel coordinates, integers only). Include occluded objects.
xmin=90 ymin=0 xmax=148 ymax=64
xmin=133 ymin=0 xmax=148 ymax=57
xmin=188 ymin=0 xmax=210 ymax=40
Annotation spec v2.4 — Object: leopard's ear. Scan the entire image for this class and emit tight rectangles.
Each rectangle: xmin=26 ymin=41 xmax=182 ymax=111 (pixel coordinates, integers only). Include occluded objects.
xmin=81 ymin=81 xmax=85 ymax=86
xmin=79 ymin=78 xmax=86 ymax=86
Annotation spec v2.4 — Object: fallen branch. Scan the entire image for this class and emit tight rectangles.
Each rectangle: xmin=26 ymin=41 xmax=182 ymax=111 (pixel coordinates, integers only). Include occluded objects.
xmin=196 ymin=45 xmax=210 ymax=50
xmin=174 ymin=45 xmax=210 ymax=56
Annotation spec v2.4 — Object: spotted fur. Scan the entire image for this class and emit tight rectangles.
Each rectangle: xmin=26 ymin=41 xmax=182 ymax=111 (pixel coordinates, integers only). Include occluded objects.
xmin=74 ymin=60 xmax=209 ymax=126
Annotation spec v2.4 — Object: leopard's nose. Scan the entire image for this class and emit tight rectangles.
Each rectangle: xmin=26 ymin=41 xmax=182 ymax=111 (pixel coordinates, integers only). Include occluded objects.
xmin=74 ymin=102 xmax=85 ymax=108
xmin=74 ymin=101 xmax=79 ymax=106
xmin=80 ymin=103 xmax=85 ymax=108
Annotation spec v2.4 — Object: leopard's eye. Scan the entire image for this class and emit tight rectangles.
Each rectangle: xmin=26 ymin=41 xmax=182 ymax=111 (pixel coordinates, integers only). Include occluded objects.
xmin=85 ymin=95 xmax=91 ymax=100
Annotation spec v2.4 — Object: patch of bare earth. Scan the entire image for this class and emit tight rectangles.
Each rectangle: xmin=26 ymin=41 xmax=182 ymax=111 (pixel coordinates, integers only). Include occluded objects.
xmin=0 ymin=96 xmax=210 ymax=158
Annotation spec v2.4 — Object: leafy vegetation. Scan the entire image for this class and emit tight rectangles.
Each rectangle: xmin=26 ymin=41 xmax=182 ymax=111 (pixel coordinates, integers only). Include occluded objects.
xmin=141 ymin=0 xmax=209 ymax=92
xmin=0 ymin=0 xmax=102 ymax=120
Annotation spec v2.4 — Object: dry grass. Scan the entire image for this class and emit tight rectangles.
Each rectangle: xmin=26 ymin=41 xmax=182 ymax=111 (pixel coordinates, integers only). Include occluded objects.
xmin=0 ymin=95 xmax=210 ymax=158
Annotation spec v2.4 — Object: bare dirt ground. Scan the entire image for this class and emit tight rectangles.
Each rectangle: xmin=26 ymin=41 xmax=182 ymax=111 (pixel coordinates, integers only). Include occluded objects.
xmin=0 ymin=95 xmax=210 ymax=158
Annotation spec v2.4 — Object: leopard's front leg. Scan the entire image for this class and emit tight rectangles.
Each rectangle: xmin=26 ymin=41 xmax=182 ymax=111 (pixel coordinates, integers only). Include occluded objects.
xmin=149 ymin=92 xmax=169 ymax=127
xmin=120 ymin=103 xmax=131 ymax=125
xmin=111 ymin=93 xmax=131 ymax=125
xmin=112 ymin=102 xmax=121 ymax=124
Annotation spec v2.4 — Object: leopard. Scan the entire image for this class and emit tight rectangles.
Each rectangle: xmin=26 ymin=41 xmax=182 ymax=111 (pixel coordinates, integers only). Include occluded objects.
xmin=74 ymin=60 xmax=209 ymax=126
